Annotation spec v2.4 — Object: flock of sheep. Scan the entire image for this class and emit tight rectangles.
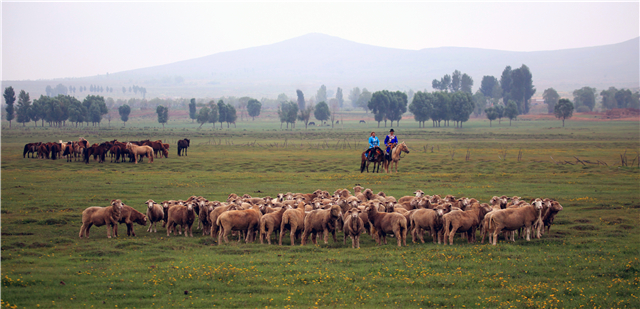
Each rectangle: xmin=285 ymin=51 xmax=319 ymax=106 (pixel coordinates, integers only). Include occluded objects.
xmin=79 ymin=186 xmax=563 ymax=247
xmin=23 ymin=137 xmax=190 ymax=163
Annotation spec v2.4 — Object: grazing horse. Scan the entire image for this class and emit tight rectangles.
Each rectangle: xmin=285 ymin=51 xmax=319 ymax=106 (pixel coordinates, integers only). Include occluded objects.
xmin=84 ymin=143 xmax=109 ymax=164
xmin=384 ymin=141 xmax=410 ymax=173
xmin=48 ymin=142 xmax=62 ymax=160
xmin=360 ymin=147 xmax=385 ymax=173
xmin=177 ymin=138 xmax=190 ymax=156
xmin=23 ymin=142 xmax=41 ymax=158
xmin=126 ymin=143 xmax=154 ymax=164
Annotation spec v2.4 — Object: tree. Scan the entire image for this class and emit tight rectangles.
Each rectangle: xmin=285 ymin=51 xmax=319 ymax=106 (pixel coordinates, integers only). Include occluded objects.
xmin=495 ymin=104 xmax=505 ymax=124
xmin=432 ymin=75 xmax=451 ymax=92
xmin=554 ymin=99 xmax=574 ymax=127
xmin=278 ymin=101 xmax=298 ymax=129
xmin=4 ymin=86 xmax=16 ymax=128
xmin=217 ymin=100 xmax=227 ymax=129
xmin=82 ymin=95 xmax=108 ymax=126
xmin=156 ymin=105 xmax=169 ymax=129
xmin=118 ymin=104 xmax=131 ymax=126
xmin=431 ymin=91 xmax=451 ymax=127
xmin=461 ymin=74 xmax=473 ymax=94
xmin=572 ymin=87 xmax=597 ymax=111
xmin=189 ymin=98 xmax=197 ymax=123
xmin=450 ymin=70 xmax=461 ymax=92
xmin=508 ymin=65 xmax=536 ymax=114
xmin=314 ymin=101 xmax=330 ymax=125
xmin=543 ymin=88 xmax=560 ymax=114
xmin=16 ymin=90 xmax=31 ymax=126
xmin=472 ymin=91 xmax=486 ymax=117
xmin=336 ymin=87 xmax=344 ymax=107
xmin=122 ymin=86 xmax=127 ymax=94
xmin=296 ymin=90 xmax=305 ymax=111
xmin=408 ymin=91 xmax=434 ymax=128
xmin=225 ymin=103 xmax=237 ymax=128
xmin=247 ymin=99 xmax=262 ymax=121
xmin=368 ymin=91 xmax=390 ymax=127
xmin=29 ymin=96 xmax=42 ymax=126
xmin=316 ymin=85 xmax=327 ymax=104
xmin=450 ymin=91 xmax=475 ymax=127
xmin=207 ymin=101 xmax=219 ymax=127
xmin=385 ymin=91 xmax=408 ymax=127
xmin=356 ymin=88 xmax=372 ymax=111
xmin=196 ymin=107 xmax=210 ymax=128
xmin=485 ymin=107 xmax=498 ymax=127
xmin=500 ymin=66 xmax=512 ymax=104
xmin=349 ymin=87 xmax=361 ymax=108
xmin=505 ymin=100 xmax=519 ymax=126
xmin=277 ymin=93 xmax=289 ymax=103
xmin=480 ymin=76 xmax=499 ymax=98
xmin=297 ymin=105 xmax=314 ymax=129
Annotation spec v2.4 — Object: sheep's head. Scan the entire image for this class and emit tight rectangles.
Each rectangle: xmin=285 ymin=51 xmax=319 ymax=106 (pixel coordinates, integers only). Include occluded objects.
xmin=532 ymin=198 xmax=544 ymax=211
xmin=137 ymin=215 xmax=148 ymax=225
xmin=111 ymin=199 xmax=124 ymax=210
xmin=353 ymin=186 xmax=363 ymax=193
xmin=146 ymin=199 xmax=155 ymax=209
xmin=377 ymin=191 xmax=386 ymax=197
xmin=386 ymin=202 xmax=395 ymax=213
xmin=349 ymin=207 xmax=361 ymax=219
xmin=330 ymin=205 xmax=342 ymax=217
xmin=414 ymin=190 xmax=424 ymax=198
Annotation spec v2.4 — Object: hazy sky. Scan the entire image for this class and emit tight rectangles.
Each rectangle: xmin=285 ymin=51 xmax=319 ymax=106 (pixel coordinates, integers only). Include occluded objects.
xmin=2 ymin=1 xmax=638 ymax=81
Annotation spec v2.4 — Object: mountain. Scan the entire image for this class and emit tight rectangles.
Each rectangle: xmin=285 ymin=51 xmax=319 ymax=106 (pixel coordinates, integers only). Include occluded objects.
xmin=6 ymin=33 xmax=639 ymax=98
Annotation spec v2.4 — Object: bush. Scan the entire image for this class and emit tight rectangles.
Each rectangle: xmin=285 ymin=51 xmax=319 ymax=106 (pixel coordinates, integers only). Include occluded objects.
xmin=576 ymin=105 xmax=591 ymax=113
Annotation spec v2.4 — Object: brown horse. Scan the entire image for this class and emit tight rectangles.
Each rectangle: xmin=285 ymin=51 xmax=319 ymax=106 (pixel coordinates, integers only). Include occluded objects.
xmin=384 ymin=141 xmax=410 ymax=173
xmin=360 ymin=147 xmax=385 ymax=173
xmin=126 ymin=143 xmax=154 ymax=164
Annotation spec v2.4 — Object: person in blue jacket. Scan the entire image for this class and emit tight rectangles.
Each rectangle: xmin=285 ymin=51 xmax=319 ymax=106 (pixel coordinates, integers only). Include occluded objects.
xmin=384 ymin=129 xmax=398 ymax=159
xmin=365 ymin=132 xmax=379 ymax=161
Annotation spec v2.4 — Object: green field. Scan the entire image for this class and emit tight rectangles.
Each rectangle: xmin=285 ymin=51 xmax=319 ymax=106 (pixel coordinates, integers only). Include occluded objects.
xmin=1 ymin=116 xmax=639 ymax=308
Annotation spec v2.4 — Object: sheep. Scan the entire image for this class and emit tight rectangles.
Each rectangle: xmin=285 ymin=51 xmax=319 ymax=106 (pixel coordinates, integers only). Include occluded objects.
xmin=161 ymin=200 xmax=180 ymax=227
xmin=259 ymin=205 xmax=290 ymax=244
xmin=145 ymin=199 xmax=164 ymax=233
xmin=488 ymin=199 xmax=544 ymax=245
xmin=79 ymin=199 xmax=124 ymax=238
xmin=540 ymin=199 xmax=563 ymax=235
xmin=353 ymin=186 xmax=365 ymax=201
xmin=363 ymin=188 xmax=376 ymax=201
xmin=166 ymin=201 xmax=196 ymax=237
xmin=398 ymin=190 xmax=425 ymax=204
xmin=279 ymin=199 xmax=306 ymax=246
xmin=365 ymin=202 xmax=407 ymax=247
xmin=208 ymin=202 xmax=237 ymax=239
xmin=410 ymin=203 xmax=452 ymax=244
xmin=114 ymin=205 xmax=147 ymax=237
xmin=301 ymin=205 xmax=342 ymax=245
xmin=198 ymin=200 xmax=215 ymax=236
xmin=217 ymin=205 xmax=262 ymax=244
xmin=443 ymin=202 xmax=492 ymax=245
xmin=343 ymin=207 xmax=365 ymax=248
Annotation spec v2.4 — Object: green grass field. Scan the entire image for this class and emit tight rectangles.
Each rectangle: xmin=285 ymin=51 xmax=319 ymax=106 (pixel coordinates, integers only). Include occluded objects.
xmin=1 ymin=116 xmax=639 ymax=308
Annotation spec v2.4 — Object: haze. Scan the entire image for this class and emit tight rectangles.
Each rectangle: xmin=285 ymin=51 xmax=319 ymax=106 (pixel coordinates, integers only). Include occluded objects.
xmin=2 ymin=2 xmax=638 ymax=81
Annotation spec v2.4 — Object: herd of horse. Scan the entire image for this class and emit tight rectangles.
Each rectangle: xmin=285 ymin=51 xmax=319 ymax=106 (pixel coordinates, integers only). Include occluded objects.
xmin=23 ymin=138 xmax=191 ymax=164
xmin=360 ymin=141 xmax=410 ymax=173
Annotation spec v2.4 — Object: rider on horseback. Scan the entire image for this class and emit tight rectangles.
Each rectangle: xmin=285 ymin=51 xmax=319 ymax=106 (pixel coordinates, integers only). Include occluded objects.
xmin=384 ymin=129 xmax=398 ymax=161
xmin=366 ymin=132 xmax=380 ymax=161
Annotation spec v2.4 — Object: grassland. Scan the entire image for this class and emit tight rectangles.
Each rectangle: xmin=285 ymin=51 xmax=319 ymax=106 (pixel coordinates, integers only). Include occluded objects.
xmin=1 ymin=115 xmax=639 ymax=308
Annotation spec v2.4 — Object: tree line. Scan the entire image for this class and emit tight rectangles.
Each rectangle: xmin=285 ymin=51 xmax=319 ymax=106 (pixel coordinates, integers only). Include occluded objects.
xmin=43 ymin=84 xmax=147 ymax=98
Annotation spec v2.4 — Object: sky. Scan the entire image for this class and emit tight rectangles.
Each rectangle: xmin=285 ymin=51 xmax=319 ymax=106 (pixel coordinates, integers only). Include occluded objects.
xmin=2 ymin=1 xmax=638 ymax=81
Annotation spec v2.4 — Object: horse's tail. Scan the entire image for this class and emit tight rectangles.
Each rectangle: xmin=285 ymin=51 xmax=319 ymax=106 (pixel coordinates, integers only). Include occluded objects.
xmin=23 ymin=144 xmax=29 ymax=158
xmin=360 ymin=154 xmax=366 ymax=173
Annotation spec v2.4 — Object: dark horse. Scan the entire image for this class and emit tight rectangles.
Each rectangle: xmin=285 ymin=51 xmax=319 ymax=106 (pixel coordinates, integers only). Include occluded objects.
xmin=360 ymin=147 xmax=385 ymax=173
xmin=177 ymin=138 xmax=190 ymax=156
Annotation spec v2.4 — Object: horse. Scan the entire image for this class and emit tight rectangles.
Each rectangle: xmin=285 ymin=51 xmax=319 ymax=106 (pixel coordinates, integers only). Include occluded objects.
xmin=126 ymin=143 xmax=154 ymax=164
xmin=23 ymin=142 xmax=41 ymax=158
xmin=360 ymin=147 xmax=385 ymax=173
xmin=177 ymin=138 xmax=190 ymax=156
xmin=383 ymin=141 xmax=410 ymax=173
xmin=143 ymin=140 xmax=167 ymax=158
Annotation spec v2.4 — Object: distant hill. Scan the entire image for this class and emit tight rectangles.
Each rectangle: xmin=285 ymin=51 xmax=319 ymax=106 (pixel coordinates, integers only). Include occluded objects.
xmin=4 ymin=33 xmax=639 ymax=99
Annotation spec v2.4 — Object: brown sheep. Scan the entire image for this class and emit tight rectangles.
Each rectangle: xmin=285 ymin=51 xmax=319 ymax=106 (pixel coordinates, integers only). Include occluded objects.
xmin=488 ymin=199 xmax=544 ymax=245
xmin=301 ymin=205 xmax=342 ymax=245
xmin=145 ymin=199 xmax=164 ymax=233
xmin=279 ymin=200 xmax=306 ymax=246
xmin=353 ymin=186 xmax=365 ymax=201
xmin=410 ymin=204 xmax=452 ymax=244
xmin=363 ymin=188 xmax=375 ymax=201
xmin=259 ymin=205 xmax=290 ymax=244
xmin=161 ymin=200 xmax=180 ymax=227
xmin=540 ymin=199 xmax=563 ymax=235
xmin=79 ymin=199 xmax=124 ymax=238
xmin=166 ymin=201 xmax=196 ymax=237
xmin=365 ymin=202 xmax=407 ymax=247
xmin=443 ymin=202 xmax=492 ymax=245
xmin=208 ymin=202 xmax=237 ymax=239
xmin=198 ymin=200 xmax=215 ymax=236
xmin=114 ymin=205 xmax=148 ymax=237
xmin=217 ymin=205 xmax=262 ymax=244
xmin=343 ymin=207 xmax=365 ymax=248
xmin=398 ymin=190 xmax=425 ymax=204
